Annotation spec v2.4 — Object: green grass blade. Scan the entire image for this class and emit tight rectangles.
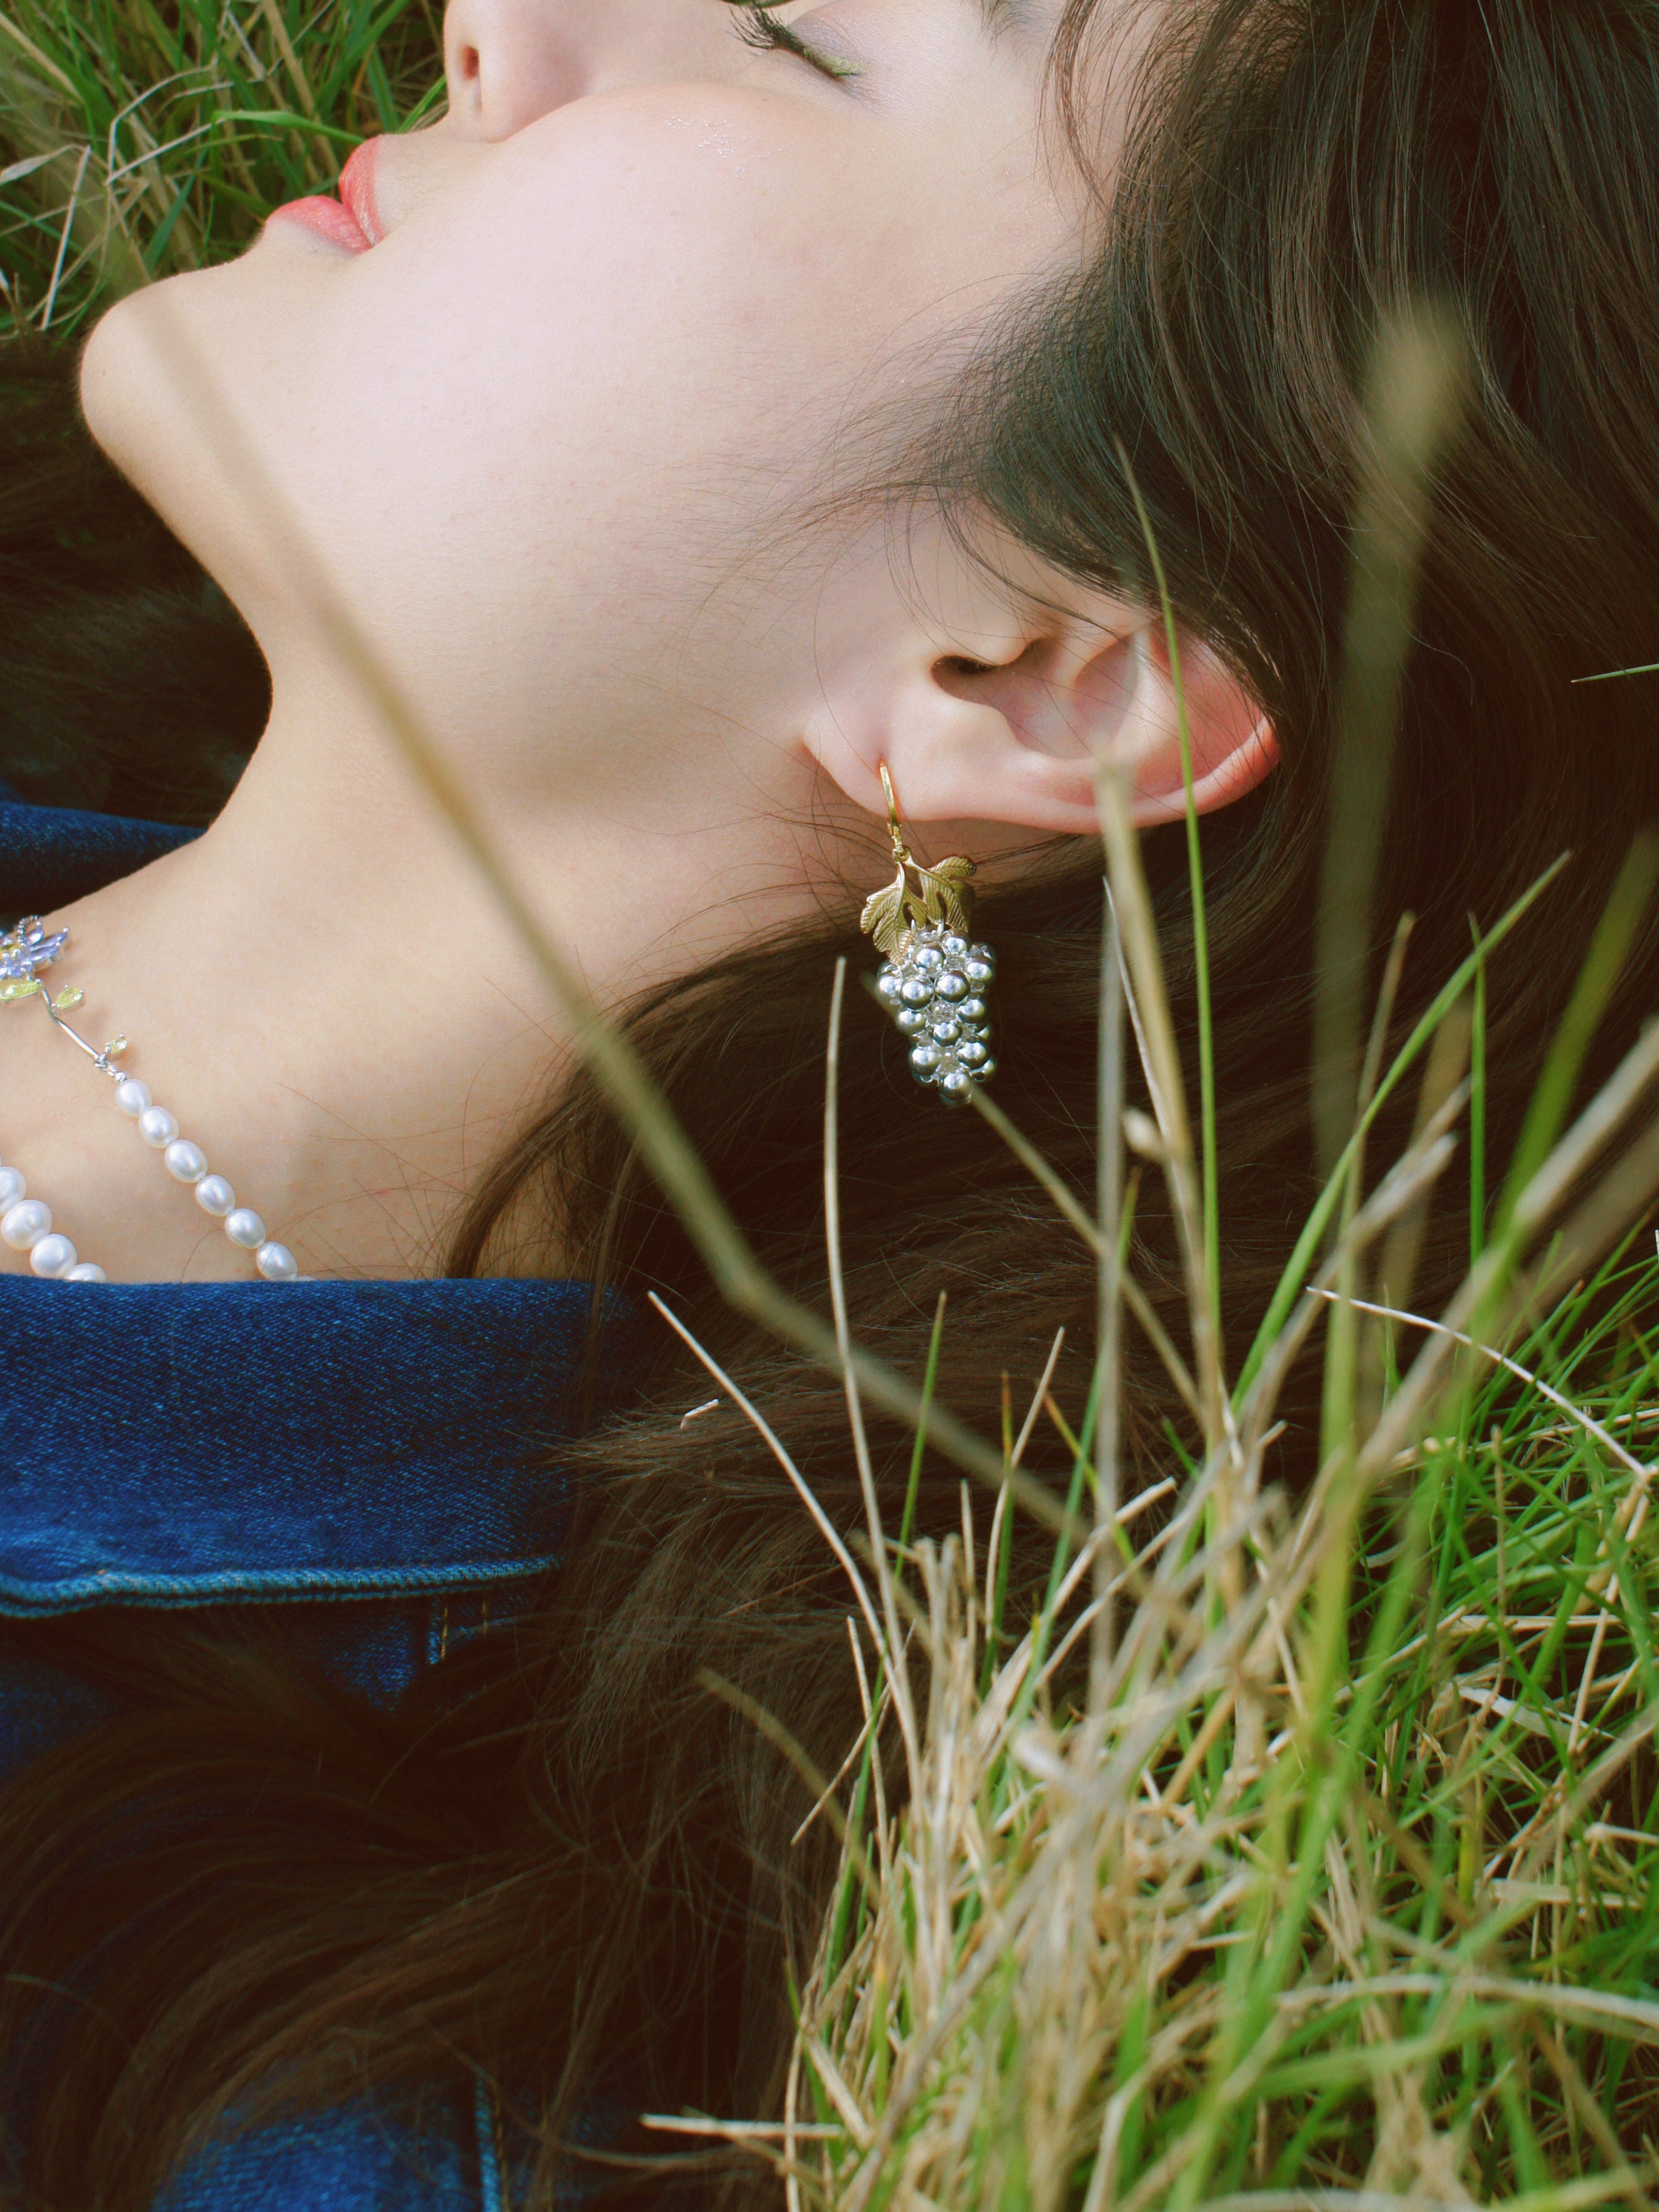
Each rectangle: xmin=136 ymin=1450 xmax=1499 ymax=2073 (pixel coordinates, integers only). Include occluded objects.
xmin=1234 ymin=854 xmax=1568 ymax=1404
xmin=1117 ymin=445 xmax=1220 ymax=1326
xmin=1493 ymin=829 xmax=1659 ymax=1240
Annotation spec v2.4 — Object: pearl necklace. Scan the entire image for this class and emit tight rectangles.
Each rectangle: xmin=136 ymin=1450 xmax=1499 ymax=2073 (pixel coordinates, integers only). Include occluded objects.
xmin=0 ymin=915 xmax=298 ymax=1286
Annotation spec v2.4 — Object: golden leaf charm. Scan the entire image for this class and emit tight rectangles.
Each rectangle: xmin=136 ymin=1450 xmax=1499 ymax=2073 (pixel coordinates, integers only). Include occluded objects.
xmin=0 ymin=979 xmax=40 ymax=1006
xmin=857 ymin=769 xmax=977 ymax=954
xmin=916 ymin=854 xmax=976 ymax=935
xmin=859 ymin=853 xmax=978 ymax=958
xmin=860 ymin=867 xmax=911 ymax=959
xmin=51 ymin=986 xmax=84 ymax=1013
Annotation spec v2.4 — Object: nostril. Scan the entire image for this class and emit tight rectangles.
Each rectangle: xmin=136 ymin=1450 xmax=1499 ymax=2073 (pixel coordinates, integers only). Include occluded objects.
xmin=458 ymin=43 xmax=480 ymax=81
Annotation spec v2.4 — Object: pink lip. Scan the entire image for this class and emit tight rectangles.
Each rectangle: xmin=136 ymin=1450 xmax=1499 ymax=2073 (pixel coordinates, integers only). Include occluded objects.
xmin=267 ymin=138 xmax=384 ymax=255
xmin=338 ymin=138 xmax=385 ymax=246
xmin=268 ymin=195 xmax=372 ymax=254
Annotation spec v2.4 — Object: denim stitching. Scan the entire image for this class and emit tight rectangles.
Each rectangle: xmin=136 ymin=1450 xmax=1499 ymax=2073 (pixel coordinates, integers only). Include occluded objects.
xmin=0 ymin=1555 xmax=560 ymax=1614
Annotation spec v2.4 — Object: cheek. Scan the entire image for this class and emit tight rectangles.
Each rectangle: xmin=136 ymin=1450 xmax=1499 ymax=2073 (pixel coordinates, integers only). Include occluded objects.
xmin=320 ymin=87 xmax=1031 ymax=468
xmin=81 ymin=87 xmax=1063 ymax=708
xmin=243 ymin=106 xmax=937 ymax=620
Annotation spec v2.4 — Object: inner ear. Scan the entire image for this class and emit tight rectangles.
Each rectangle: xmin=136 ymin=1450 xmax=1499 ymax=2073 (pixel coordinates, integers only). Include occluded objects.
xmin=928 ymin=614 xmax=1275 ymax=826
xmin=933 ymin=634 xmax=1136 ymax=761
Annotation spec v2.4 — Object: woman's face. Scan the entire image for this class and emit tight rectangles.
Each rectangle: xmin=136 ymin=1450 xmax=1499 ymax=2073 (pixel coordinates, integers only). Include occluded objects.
xmin=81 ymin=0 xmax=1103 ymax=812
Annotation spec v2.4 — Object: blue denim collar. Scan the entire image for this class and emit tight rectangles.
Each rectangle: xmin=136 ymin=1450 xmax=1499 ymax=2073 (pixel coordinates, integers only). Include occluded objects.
xmin=0 ymin=794 xmax=611 ymax=1615
xmin=0 ymin=1274 xmax=599 ymax=1611
xmin=0 ymin=797 xmax=199 ymax=912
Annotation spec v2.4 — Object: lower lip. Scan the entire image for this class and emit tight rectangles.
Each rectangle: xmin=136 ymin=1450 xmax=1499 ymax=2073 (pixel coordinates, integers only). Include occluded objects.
xmin=267 ymin=196 xmax=372 ymax=254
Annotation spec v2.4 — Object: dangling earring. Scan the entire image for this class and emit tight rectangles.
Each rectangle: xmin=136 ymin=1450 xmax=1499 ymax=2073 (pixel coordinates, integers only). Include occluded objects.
xmin=862 ymin=763 xmax=997 ymax=1105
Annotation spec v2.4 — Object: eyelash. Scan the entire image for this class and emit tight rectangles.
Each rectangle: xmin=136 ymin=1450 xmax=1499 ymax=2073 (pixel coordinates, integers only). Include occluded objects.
xmin=732 ymin=4 xmax=858 ymax=82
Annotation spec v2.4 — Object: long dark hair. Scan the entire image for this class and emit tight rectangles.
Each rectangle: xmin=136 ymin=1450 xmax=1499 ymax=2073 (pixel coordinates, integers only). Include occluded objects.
xmin=5 ymin=1 xmax=1659 ymax=2203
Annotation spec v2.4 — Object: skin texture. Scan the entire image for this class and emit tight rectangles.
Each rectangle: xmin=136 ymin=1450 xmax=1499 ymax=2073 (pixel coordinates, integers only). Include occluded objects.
xmin=2 ymin=0 xmax=1272 ymax=1282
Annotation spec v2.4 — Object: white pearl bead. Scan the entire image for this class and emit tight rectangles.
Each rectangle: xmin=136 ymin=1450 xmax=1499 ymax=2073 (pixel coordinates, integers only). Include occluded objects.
xmin=255 ymin=1241 xmax=298 ymax=1282
xmin=225 ymin=1207 xmax=265 ymax=1250
xmin=0 ymin=1167 xmax=25 ymax=1211
xmin=137 ymin=1105 xmax=179 ymax=1149
xmin=29 ymin=1232 xmax=77 ymax=1279
xmin=114 ymin=1078 xmax=152 ymax=1117
xmin=2 ymin=1198 xmax=51 ymax=1251
xmin=164 ymin=1139 xmax=207 ymax=1184
xmin=194 ymin=1175 xmax=236 ymax=1218
xmin=64 ymin=1262 xmax=108 ymax=1283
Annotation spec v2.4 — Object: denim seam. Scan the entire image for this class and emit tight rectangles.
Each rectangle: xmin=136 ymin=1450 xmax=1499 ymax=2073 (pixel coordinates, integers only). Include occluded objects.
xmin=0 ymin=1553 xmax=560 ymax=1613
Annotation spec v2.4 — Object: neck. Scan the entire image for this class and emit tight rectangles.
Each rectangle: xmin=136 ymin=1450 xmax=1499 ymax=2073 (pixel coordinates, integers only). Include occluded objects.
xmin=0 ymin=684 xmax=821 ymax=1284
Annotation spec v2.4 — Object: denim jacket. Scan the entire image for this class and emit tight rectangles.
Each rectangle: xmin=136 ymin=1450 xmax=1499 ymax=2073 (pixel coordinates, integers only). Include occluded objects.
xmin=0 ymin=797 xmax=614 ymax=2209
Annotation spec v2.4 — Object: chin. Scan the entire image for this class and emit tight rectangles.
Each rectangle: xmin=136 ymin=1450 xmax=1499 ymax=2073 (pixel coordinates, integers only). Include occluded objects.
xmin=79 ymin=268 xmax=278 ymax=625
xmin=81 ymin=271 xmax=221 ymax=496
xmin=81 ymin=277 xmax=174 ymax=469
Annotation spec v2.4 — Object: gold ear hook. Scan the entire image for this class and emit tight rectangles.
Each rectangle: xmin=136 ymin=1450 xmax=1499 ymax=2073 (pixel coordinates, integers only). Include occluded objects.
xmin=878 ymin=761 xmax=911 ymax=863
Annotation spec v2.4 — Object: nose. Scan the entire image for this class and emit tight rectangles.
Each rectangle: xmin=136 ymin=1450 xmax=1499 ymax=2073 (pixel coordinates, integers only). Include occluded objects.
xmin=442 ymin=0 xmax=749 ymax=140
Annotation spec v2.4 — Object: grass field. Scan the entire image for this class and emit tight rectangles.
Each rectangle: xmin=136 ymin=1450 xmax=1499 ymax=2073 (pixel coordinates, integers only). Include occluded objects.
xmin=0 ymin=0 xmax=442 ymax=338
xmin=646 ymin=802 xmax=1659 ymax=2210
xmin=741 ymin=1102 xmax=1659 ymax=2209
xmin=6 ymin=7 xmax=1659 ymax=2205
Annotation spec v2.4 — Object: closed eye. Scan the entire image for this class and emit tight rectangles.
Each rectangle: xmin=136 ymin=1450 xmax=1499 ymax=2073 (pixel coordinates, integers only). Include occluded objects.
xmin=731 ymin=2 xmax=860 ymax=82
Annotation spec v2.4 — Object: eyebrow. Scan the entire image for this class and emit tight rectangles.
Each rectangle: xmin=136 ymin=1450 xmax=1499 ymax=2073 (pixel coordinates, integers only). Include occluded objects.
xmin=978 ymin=0 xmax=1040 ymax=43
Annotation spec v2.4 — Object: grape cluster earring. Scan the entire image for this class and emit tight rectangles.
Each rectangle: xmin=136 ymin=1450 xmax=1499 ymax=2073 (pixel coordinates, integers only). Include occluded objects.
xmin=0 ymin=915 xmax=298 ymax=1284
xmin=862 ymin=765 xmax=997 ymax=1105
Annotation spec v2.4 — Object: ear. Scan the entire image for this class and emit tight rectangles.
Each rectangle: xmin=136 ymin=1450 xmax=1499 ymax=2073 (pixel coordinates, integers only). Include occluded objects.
xmin=803 ymin=606 xmax=1277 ymax=839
